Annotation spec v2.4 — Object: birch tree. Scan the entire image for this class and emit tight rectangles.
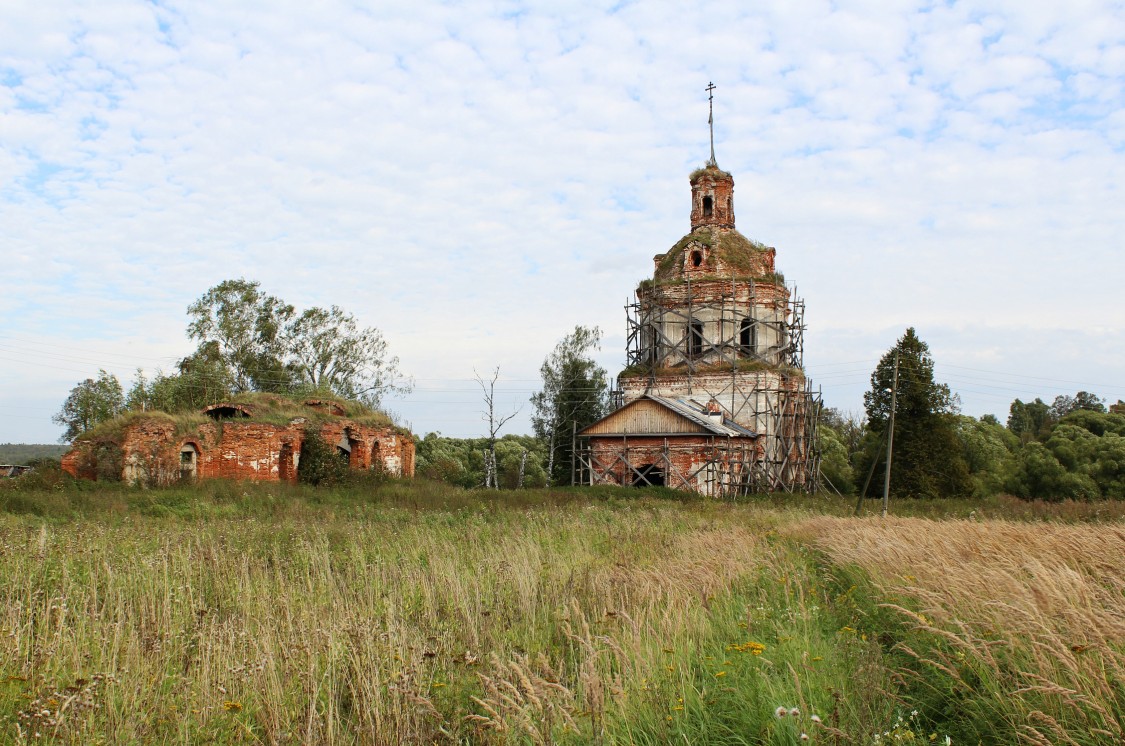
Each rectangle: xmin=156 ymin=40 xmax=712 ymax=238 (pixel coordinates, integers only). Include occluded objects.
xmin=286 ymin=305 xmax=409 ymax=408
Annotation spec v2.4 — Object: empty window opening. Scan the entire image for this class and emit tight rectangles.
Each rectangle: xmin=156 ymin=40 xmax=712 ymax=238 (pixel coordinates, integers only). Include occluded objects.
xmin=645 ymin=325 xmax=659 ymax=363
xmin=336 ymin=435 xmax=352 ymax=463
xmin=727 ymin=197 xmax=732 ymax=216
xmin=179 ymin=444 xmax=198 ymax=482
xmin=633 ymin=464 xmax=664 ymax=488
xmin=702 ymin=196 xmax=713 ymax=217
xmin=203 ymin=405 xmax=250 ymax=420
xmin=690 ymin=250 xmax=703 ymax=267
xmin=740 ymin=318 xmax=757 ymax=352
xmin=689 ymin=320 xmax=705 ymax=358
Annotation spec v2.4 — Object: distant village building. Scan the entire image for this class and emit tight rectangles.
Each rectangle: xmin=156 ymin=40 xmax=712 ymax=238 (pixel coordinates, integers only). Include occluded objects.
xmin=61 ymin=397 xmax=414 ymax=486
xmin=578 ymin=140 xmax=820 ymax=496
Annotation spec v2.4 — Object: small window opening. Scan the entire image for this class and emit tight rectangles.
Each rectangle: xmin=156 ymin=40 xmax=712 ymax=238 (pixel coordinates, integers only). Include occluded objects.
xmin=689 ymin=320 xmax=705 ymax=358
xmin=644 ymin=325 xmax=659 ymax=363
xmin=336 ymin=435 xmax=352 ymax=463
xmin=702 ymin=195 xmax=713 ymax=217
xmin=690 ymin=250 xmax=703 ymax=267
xmin=179 ymin=444 xmax=198 ymax=482
xmin=727 ymin=196 xmax=732 ymax=216
xmin=740 ymin=318 xmax=757 ymax=353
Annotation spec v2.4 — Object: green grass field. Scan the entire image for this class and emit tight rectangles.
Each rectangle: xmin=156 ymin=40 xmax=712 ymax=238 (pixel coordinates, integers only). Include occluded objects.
xmin=1 ymin=480 xmax=1122 ymax=744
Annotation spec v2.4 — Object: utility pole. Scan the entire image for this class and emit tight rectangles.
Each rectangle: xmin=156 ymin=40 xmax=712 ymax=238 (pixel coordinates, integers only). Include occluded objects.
xmin=882 ymin=349 xmax=899 ymax=519
xmin=571 ymin=420 xmax=577 ymax=487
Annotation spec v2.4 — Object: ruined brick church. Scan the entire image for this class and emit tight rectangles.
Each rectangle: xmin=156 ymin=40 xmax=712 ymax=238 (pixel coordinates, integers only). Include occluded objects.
xmin=61 ymin=397 xmax=414 ymax=486
xmin=578 ymin=124 xmax=820 ymax=496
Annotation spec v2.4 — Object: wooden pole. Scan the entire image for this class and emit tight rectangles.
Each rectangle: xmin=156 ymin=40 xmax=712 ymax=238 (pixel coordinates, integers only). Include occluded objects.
xmin=882 ymin=350 xmax=900 ymax=519
xmin=571 ymin=420 xmax=577 ymax=486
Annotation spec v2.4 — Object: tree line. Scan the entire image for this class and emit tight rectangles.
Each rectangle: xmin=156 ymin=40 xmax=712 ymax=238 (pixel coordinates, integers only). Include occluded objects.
xmin=53 ymin=283 xmax=1123 ymax=501
xmin=820 ymin=327 xmax=1124 ymax=501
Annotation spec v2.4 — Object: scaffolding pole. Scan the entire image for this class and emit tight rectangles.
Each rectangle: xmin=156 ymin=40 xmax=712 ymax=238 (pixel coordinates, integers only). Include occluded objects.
xmin=619 ymin=278 xmax=821 ymax=492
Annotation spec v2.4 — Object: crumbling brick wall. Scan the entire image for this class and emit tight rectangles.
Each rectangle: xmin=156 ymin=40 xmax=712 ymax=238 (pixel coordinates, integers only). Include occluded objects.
xmin=586 ymin=435 xmax=761 ymax=497
xmin=61 ymin=415 xmax=415 ymax=486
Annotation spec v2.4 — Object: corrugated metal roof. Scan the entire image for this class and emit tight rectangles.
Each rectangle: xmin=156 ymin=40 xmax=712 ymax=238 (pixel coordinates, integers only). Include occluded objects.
xmin=579 ymin=396 xmax=757 ymax=438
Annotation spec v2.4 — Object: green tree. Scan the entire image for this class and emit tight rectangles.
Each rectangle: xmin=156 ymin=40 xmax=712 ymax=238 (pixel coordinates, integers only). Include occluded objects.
xmin=53 ymin=370 xmax=125 ymax=442
xmin=859 ymin=328 xmax=971 ymax=499
xmin=530 ymin=326 xmax=611 ymax=485
xmin=286 ymin=305 xmax=409 ymax=408
xmin=817 ymin=422 xmax=855 ymax=494
xmin=954 ymin=414 xmax=1018 ymax=497
xmin=1049 ymin=391 xmax=1106 ymax=419
xmin=1004 ymin=410 xmax=1125 ymax=500
xmin=1007 ymin=397 xmax=1053 ymax=443
xmin=186 ymin=279 xmax=295 ymax=393
xmin=414 ymin=433 xmax=548 ymax=489
xmin=126 ymin=343 xmax=235 ymax=414
xmin=296 ymin=427 xmax=350 ymax=486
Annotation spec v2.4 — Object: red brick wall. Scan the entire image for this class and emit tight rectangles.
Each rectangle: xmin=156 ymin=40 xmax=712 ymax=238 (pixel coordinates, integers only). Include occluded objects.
xmin=585 ymin=435 xmax=760 ymax=497
xmin=62 ymin=415 xmax=415 ymax=486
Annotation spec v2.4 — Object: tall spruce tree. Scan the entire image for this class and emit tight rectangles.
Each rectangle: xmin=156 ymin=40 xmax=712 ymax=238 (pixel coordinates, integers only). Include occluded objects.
xmin=860 ymin=328 xmax=971 ymax=498
xmin=531 ymin=326 xmax=610 ymax=485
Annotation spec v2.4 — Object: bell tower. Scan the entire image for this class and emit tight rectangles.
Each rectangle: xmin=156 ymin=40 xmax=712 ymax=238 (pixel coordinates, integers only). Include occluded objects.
xmin=690 ymin=166 xmax=735 ymax=230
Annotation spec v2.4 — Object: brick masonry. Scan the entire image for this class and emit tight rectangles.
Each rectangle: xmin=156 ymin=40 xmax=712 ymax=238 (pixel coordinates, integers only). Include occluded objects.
xmin=585 ymin=434 xmax=763 ymax=497
xmin=62 ymin=408 xmax=414 ymax=486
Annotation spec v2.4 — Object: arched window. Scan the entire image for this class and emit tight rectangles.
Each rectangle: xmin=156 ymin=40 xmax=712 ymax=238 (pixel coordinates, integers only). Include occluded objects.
xmin=740 ymin=317 xmax=756 ymax=353
xmin=727 ymin=196 xmax=732 ymax=216
xmin=336 ymin=435 xmax=352 ymax=463
xmin=179 ymin=444 xmax=199 ymax=482
xmin=690 ymin=250 xmax=703 ymax=267
xmin=689 ymin=320 xmax=705 ymax=358
xmin=702 ymin=196 xmax=713 ymax=217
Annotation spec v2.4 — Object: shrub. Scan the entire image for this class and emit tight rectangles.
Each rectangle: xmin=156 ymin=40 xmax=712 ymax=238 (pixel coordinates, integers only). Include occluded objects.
xmin=296 ymin=428 xmax=350 ymax=486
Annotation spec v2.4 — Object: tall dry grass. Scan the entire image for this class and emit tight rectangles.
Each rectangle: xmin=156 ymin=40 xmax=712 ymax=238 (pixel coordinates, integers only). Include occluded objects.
xmin=792 ymin=516 xmax=1125 ymax=744
xmin=0 ymin=498 xmax=796 ymax=744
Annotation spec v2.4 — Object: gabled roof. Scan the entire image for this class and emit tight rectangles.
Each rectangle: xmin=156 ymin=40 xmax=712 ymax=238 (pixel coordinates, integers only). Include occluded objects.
xmin=579 ymin=395 xmax=757 ymax=438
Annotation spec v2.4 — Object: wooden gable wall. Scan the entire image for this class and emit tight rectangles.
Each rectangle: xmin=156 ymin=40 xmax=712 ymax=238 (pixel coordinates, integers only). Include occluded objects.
xmin=582 ymin=399 xmax=708 ymax=436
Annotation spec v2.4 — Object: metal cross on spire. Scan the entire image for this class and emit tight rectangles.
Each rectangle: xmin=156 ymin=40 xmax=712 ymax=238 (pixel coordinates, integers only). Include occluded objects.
xmin=706 ymin=81 xmax=717 ymax=166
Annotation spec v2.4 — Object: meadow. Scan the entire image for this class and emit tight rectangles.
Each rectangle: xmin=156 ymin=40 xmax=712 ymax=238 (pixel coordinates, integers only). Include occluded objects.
xmin=1 ymin=479 xmax=1122 ymax=744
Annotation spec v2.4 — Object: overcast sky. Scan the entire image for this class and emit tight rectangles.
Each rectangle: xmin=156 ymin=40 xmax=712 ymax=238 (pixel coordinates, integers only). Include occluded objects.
xmin=2 ymin=0 xmax=1123 ymax=444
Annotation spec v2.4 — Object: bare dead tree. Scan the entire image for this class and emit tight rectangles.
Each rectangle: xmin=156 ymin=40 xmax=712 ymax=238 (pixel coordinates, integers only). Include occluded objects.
xmin=475 ymin=366 xmax=521 ymax=489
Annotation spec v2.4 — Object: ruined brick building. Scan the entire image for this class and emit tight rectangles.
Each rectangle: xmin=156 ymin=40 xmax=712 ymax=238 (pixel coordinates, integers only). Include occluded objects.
xmin=61 ymin=396 xmax=414 ymax=486
xmin=578 ymin=148 xmax=820 ymax=496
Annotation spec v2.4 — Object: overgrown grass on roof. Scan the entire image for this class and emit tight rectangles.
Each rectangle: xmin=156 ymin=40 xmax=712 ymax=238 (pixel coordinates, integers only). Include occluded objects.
xmin=73 ymin=392 xmax=395 ymax=444
xmin=654 ymin=227 xmax=776 ymax=281
xmin=689 ymin=165 xmax=733 ymax=181
xmin=76 ymin=410 xmax=211 ymax=443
